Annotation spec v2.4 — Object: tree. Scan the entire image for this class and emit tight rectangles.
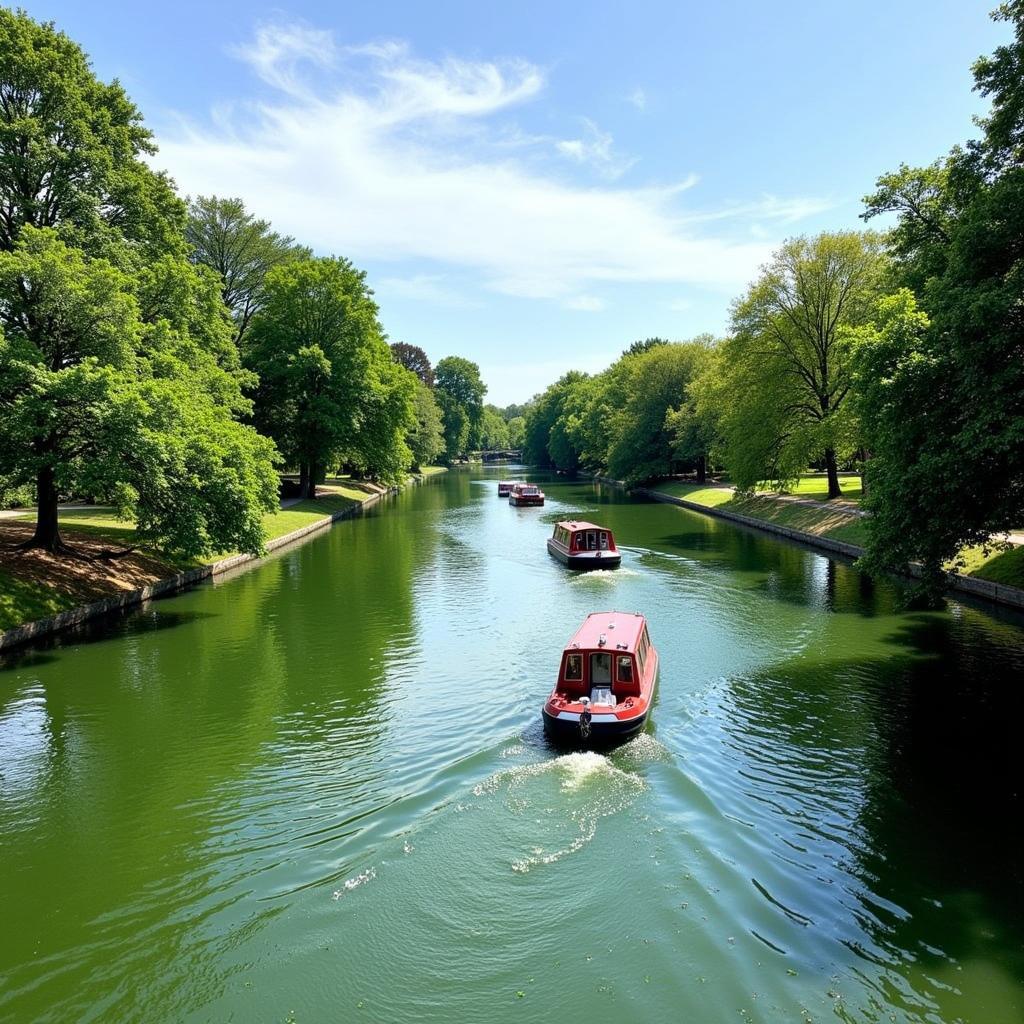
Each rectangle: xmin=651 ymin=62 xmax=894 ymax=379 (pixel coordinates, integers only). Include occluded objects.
xmin=624 ymin=337 xmax=668 ymax=357
xmin=0 ymin=9 xmax=185 ymax=261
xmin=0 ymin=13 xmax=278 ymax=554
xmin=436 ymin=390 xmax=469 ymax=462
xmin=245 ymin=257 xmax=413 ymax=496
xmin=390 ymin=342 xmax=434 ymax=387
xmin=606 ymin=341 xmax=713 ymax=484
xmin=724 ymin=232 xmax=886 ymax=496
xmin=523 ymin=372 xmax=588 ymax=469
xmin=186 ymin=195 xmax=309 ymax=344
xmin=506 ymin=416 xmax=526 ymax=450
xmin=435 ymin=355 xmax=486 ymax=453
xmin=406 ymin=380 xmax=445 ymax=469
xmin=479 ymin=405 xmax=510 ymax=450
xmin=0 ymin=228 xmax=278 ymax=554
xmin=857 ymin=1 xmax=1024 ymax=593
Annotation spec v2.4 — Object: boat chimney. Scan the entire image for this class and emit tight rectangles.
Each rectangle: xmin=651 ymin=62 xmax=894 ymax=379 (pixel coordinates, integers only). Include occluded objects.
xmin=598 ymin=633 xmax=607 ymax=647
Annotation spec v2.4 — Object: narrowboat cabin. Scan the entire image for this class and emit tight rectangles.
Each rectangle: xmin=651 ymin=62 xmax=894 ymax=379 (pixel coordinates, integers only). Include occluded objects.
xmin=497 ymin=481 xmax=517 ymax=497
xmin=547 ymin=520 xmax=621 ymax=569
xmin=542 ymin=612 xmax=658 ymax=746
xmin=509 ymin=483 xmax=545 ymax=507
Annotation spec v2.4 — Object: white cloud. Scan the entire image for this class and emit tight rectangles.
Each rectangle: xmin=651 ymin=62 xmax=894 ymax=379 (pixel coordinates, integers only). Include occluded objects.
xmin=667 ymin=298 xmax=692 ymax=311
xmin=555 ymin=118 xmax=636 ymax=179
xmin=158 ymin=23 xmax=828 ymax=305
xmin=377 ymin=273 xmax=479 ymax=308
xmin=563 ymin=294 xmax=606 ymax=312
xmin=626 ymin=87 xmax=647 ymax=111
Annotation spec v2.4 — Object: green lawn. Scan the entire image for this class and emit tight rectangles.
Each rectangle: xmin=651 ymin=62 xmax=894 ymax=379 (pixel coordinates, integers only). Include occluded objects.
xmin=651 ymin=481 xmax=868 ymax=546
xmin=956 ymin=543 xmax=1024 ymax=588
xmin=756 ymin=473 xmax=863 ymax=502
xmin=0 ymin=567 xmax=80 ymax=631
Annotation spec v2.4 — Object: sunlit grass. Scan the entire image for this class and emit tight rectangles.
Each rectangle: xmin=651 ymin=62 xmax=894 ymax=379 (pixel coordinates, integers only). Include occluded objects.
xmin=0 ymin=567 xmax=79 ymax=631
xmin=756 ymin=473 xmax=863 ymax=502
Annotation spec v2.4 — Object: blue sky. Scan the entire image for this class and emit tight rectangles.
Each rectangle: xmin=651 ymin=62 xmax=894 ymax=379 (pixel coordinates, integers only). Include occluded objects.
xmin=24 ymin=0 xmax=1007 ymax=404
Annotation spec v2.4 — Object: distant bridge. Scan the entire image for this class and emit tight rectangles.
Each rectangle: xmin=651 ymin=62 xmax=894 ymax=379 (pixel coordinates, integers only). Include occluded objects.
xmin=481 ymin=449 xmax=523 ymax=462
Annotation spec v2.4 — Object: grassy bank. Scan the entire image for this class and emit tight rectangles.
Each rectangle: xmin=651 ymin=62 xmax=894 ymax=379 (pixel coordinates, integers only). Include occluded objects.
xmin=650 ymin=479 xmax=1024 ymax=590
xmin=0 ymin=470 xmax=444 ymax=633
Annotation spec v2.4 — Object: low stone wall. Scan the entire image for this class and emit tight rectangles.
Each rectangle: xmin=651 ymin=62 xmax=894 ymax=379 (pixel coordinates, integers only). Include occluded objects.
xmin=0 ymin=474 xmax=437 ymax=654
xmin=609 ymin=479 xmax=1024 ymax=613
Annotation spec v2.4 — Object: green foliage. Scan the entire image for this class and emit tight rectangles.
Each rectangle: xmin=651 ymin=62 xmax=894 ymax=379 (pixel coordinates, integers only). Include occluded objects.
xmin=506 ymin=416 xmax=526 ymax=450
xmin=522 ymin=371 xmax=589 ymax=469
xmin=606 ymin=339 xmax=714 ymax=484
xmin=390 ymin=342 xmax=434 ymax=387
xmin=186 ymin=195 xmax=309 ymax=343
xmin=858 ymin=2 xmax=1024 ymax=593
xmin=480 ymin=405 xmax=511 ymax=450
xmin=0 ymin=8 xmax=185 ymax=261
xmin=406 ymin=380 xmax=445 ymax=469
xmin=720 ymin=231 xmax=886 ymax=495
xmin=0 ymin=228 xmax=279 ymax=557
xmin=244 ymin=257 xmax=414 ymax=489
xmin=435 ymin=355 xmax=486 ymax=457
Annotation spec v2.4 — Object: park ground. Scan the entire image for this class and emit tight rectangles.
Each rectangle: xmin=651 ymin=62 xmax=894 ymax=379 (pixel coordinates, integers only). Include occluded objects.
xmin=651 ymin=473 xmax=1024 ymax=591
xmin=0 ymin=469 xmax=446 ymax=633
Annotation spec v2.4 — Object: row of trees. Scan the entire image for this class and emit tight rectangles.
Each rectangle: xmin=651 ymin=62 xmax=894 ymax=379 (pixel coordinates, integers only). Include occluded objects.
xmin=523 ymin=1 xmax=1024 ymax=594
xmin=0 ymin=10 xmax=484 ymax=555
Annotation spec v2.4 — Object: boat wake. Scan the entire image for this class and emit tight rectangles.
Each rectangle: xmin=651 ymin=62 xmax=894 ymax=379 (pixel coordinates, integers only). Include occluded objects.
xmin=471 ymin=751 xmax=645 ymax=874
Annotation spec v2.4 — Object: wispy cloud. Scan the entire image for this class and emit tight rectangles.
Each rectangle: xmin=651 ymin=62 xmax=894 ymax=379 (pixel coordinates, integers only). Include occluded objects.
xmin=377 ymin=273 xmax=479 ymax=308
xmin=626 ymin=87 xmax=647 ymax=111
xmin=158 ymin=22 xmax=828 ymax=305
xmin=555 ymin=118 xmax=636 ymax=179
xmin=563 ymin=294 xmax=606 ymax=312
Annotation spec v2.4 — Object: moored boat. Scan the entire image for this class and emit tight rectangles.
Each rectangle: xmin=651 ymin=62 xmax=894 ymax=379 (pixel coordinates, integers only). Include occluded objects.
xmin=509 ymin=483 xmax=545 ymax=507
xmin=497 ymin=480 xmax=517 ymax=497
xmin=547 ymin=520 xmax=621 ymax=569
xmin=542 ymin=611 xmax=658 ymax=746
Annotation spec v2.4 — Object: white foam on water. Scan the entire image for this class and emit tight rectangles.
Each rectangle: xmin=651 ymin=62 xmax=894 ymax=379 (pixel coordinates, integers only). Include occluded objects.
xmin=332 ymin=866 xmax=376 ymax=899
xmin=471 ymin=751 xmax=645 ymax=874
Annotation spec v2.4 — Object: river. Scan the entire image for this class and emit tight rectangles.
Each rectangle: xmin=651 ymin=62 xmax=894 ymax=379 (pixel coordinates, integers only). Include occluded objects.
xmin=2 ymin=468 xmax=1023 ymax=1023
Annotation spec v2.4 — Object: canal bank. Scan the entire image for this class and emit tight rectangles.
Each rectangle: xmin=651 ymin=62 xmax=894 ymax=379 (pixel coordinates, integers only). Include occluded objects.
xmin=596 ymin=476 xmax=1024 ymax=611
xmin=0 ymin=470 xmax=446 ymax=653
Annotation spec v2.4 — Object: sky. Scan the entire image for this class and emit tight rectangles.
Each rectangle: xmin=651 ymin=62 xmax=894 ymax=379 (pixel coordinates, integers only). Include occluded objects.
xmin=23 ymin=0 xmax=1008 ymax=405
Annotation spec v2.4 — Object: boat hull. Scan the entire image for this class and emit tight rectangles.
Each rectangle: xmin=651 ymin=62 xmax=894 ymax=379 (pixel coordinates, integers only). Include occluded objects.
xmin=546 ymin=539 xmax=621 ymax=569
xmin=510 ymin=496 xmax=544 ymax=506
xmin=542 ymin=706 xmax=647 ymax=747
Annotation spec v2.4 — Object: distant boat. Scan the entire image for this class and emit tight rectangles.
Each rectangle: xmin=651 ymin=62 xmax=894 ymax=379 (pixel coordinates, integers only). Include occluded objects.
xmin=542 ymin=612 xmax=658 ymax=746
xmin=547 ymin=520 xmax=621 ymax=570
xmin=497 ymin=480 xmax=517 ymax=497
xmin=509 ymin=483 xmax=545 ymax=507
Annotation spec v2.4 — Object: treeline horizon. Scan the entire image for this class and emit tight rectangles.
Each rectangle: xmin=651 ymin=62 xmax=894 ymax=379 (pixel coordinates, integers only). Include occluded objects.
xmin=515 ymin=2 xmax=1024 ymax=597
xmin=0 ymin=9 xmax=488 ymax=560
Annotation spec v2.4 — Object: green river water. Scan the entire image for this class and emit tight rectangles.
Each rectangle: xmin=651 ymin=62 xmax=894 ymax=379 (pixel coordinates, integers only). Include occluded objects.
xmin=2 ymin=468 xmax=1023 ymax=1024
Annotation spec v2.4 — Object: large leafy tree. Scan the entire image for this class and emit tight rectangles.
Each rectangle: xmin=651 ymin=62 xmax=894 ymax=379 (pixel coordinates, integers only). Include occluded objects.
xmin=186 ymin=195 xmax=309 ymax=344
xmin=0 ymin=228 xmax=278 ymax=554
xmin=522 ymin=371 xmax=588 ymax=470
xmin=406 ymin=381 xmax=445 ymax=470
xmin=435 ymin=355 xmax=486 ymax=455
xmin=723 ymin=231 xmax=886 ymax=496
xmin=858 ymin=0 xmax=1024 ymax=592
xmin=390 ymin=342 xmax=434 ymax=387
xmin=0 ymin=11 xmax=279 ymax=554
xmin=0 ymin=9 xmax=184 ymax=261
xmin=245 ymin=257 xmax=414 ymax=496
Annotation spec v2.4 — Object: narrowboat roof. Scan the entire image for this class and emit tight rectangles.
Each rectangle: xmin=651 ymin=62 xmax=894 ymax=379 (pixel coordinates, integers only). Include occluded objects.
xmin=554 ymin=520 xmax=609 ymax=533
xmin=564 ymin=611 xmax=646 ymax=653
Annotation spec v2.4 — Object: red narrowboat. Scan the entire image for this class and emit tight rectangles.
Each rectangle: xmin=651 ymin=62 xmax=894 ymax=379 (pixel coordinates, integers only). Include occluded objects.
xmin=547 ymin=520 xmax=621 ymax=569
xmin=542 ymin=612 xmax=658 ymax=746
xmin=497 ymin=481 xmax=517 ymax=497
xmin=509 ymin=483 xmax=545 ymax=507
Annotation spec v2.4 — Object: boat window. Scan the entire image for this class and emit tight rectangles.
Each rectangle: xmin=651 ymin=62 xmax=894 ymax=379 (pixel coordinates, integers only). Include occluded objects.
xmin=599 ymin=532 xmax=609 ymax=550
xmin=617 ymin=656 xmax=633 ymax=683
xmin=564 ymin=654 xmax=582 ymax=681
xmin=574 ymin=534 xmax=584 ymax=551
xmin=587 ymin=531 xmax=597 ymax=550
xmin=590 ymin=653 xmax=611 ymax=685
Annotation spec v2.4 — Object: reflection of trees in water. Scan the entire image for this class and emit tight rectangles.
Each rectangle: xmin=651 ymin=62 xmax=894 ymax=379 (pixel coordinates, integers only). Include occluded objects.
xmin=717 ymin=609 xmax=1024 ymax=1016
xmin=0 ymin=485 xmax=440 ymax=1021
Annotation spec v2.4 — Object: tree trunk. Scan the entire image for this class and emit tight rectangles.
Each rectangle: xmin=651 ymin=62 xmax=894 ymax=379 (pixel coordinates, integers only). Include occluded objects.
xmin=304 ymin=461 xmax=318 ymax=499
xmin=299 ymin=462 xmax=310 ymax=499
xmin=30 ymin=465 xmax=62 ymax=551
xmin=696 ymin=454 xmax=707 ymax=484
xmin=824 ymin=447 xmax=842 ymax=499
